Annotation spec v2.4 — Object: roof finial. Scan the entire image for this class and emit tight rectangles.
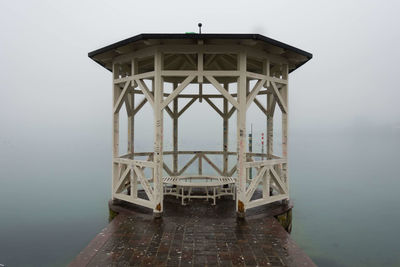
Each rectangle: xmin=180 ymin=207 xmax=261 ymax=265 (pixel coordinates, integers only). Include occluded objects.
xmin=198 ymin=23 xmax=202 ymax=34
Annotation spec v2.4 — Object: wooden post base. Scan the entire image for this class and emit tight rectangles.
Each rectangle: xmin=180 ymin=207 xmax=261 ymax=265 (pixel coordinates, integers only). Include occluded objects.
xmin=236 ymin=211 xmax=246 ymax=219
xmin=153 ymin=211 xmax=163 ymax=219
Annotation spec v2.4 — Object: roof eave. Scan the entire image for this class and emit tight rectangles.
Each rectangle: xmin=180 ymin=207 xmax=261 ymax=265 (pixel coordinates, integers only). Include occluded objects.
xmin=88 ymin=33 xmax=313 ymax=73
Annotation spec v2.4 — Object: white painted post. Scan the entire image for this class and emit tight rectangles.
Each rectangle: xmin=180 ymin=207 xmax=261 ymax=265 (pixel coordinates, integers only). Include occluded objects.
xmin=173 ymin=83 xmax=178 ymax=175
xmin=129 ymin=59 xmax=137 ymax=198
xmin=198 ymin=153 xmax=202 ymax=175
xmin=223 ymin=83 xmax=229 ymax=176
xmin=281 ymin=64 xmax=289 ymax=194
xmin=267 ymin=94 xmax=274 ymax=160
xmin=265 ymin=59 xmax=273 ymax=199
xmin=128 ymin=59 xmax=136 ymax=156
xmin=153 ymin=50 xmax=164 ymax=217
xmin=127 ymin=96 xmax=134 ymax=156
xmin=236 ymin=51 xmax=247 ymax=217
xmin=266 ymin=85 xmax=275 ymax=198
xmin=262 ymin=169 xmax=270 ymax=199
xmin=112 ymin=63 xmax=121 ymax=201
xmin=246 ymin=81 xmax=252 ymax=181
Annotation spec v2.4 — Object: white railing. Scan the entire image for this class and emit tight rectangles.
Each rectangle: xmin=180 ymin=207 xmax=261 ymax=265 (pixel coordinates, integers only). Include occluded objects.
xmin=115 ymin=150 xmax=288 ymax=210
xmin=244 ymin=157 xmax=288 ymax=209
xmin=112 ymin=156 xmax=156 ymax=209
xmin=132 ymin=150 xmax=238 ymax=177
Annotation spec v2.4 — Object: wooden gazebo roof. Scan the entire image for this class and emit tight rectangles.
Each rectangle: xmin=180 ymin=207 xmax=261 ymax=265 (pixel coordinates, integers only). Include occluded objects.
xmin=88 ymin=33 xmax=312 ymax=73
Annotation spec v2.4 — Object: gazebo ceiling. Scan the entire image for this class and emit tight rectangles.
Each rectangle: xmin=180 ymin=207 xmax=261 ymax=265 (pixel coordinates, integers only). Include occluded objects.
xmin=88 ymin=33 xmax=312 ymax=73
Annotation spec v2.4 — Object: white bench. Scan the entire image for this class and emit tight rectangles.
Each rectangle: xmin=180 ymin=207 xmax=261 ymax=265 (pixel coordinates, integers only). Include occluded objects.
xmin=163 ymin=175 xmax=236 ymax=205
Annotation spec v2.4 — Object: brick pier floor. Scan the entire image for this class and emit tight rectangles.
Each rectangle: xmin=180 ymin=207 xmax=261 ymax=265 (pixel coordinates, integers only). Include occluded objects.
xmin=70 ymin=191 xmax=315 ymax=267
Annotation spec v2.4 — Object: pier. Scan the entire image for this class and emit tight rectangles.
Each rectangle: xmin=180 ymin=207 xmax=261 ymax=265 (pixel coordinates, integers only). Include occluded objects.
xmin=70 ymin=192 xmax=315 ymax=266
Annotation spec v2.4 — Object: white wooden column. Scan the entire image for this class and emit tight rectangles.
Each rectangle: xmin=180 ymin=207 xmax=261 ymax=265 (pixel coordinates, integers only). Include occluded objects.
xmin=112 ymin=63 xmax=121 ymax=200
xmin=129 ymin=59 xmax=137 ymax=198
xmin=173 ymin=83 xmax=178 ymax=175
xmin=246 ymin=80 xmax=252 ymax=180
xmin=263 ymin=59 xmax=270 ymax=199
xmin=153 ymin=50 xmax=164 ymax=216
xmin=127 ymin=97 xmax=134 ymax=155
xmin=281 ymin=64 xmax=289 ymax=193
xmin=267 ymin=85 xmax=277 ymax=197
xmin=128 ymin=59 xmax=137 ymax=156
xmin=236 ymin=51 xmax=247 ymax=217
xmin=223 ymin=83 xmax=229 ymax=176
xmin=267 ymin=95 xmax=274 ymax=160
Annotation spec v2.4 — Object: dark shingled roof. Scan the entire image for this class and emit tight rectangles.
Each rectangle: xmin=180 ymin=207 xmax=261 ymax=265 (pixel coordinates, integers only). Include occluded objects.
xmin=88 ymin=33 xmax=312 ymax=73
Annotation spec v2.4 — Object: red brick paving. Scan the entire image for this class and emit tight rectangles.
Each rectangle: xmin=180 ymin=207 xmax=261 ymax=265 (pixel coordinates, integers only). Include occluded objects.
xmin=70 ymin=192 xmax=315 ymax=267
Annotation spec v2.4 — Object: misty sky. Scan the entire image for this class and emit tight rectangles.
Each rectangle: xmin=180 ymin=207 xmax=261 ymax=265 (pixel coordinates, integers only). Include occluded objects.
xmin=1 ymin=0 xmax=400 ymax=155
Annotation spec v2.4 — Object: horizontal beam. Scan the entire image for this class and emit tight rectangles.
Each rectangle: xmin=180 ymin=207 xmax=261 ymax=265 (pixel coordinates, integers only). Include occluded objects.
xmin=246 ymin=194 xmax=288 ymax=209
xmin=244 ymin=158 xmax=287 ymax=168
xmin=165 ymin=174 xmax=236 ymax=180
xmin=114 ymin=193 xmax=154 ymax=209
xmin=131 ymin=152 xmax=153 ymax=156
xmin=159 ymin=44 xmax=243 ymax=54
xmin=132 ymin=89 xmax=244 ymax=99
xmin=247 ymin=152 xmax=268 ymax=157
xmin=130 ymin=150 xmax=274 ymax=158
xmin=113 ymin=71 xmax=155 ymax=84
xmin=159 ymin=45 xmax=289 ymax=64
xmin=246 ymin=71 xmax=288 ymax=85
xmin=112 ymin=44 xmax=289 ymax=69
xmin=113 ymin=46 xmax=157 ymax=64
xmin=167 ymin=150 xmax=237 ymax=155
xmin=162 ymin=70 xmax=240 ymax=77
xmin=113 ymin=157 xmax=155 ymax=168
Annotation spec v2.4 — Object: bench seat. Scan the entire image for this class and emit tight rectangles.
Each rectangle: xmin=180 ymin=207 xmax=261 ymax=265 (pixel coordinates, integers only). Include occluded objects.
xmin=163 ymin=175 xmax=236 ymax=205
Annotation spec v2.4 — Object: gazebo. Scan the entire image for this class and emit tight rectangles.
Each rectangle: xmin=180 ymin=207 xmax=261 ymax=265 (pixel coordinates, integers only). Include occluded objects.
xmin=88 ymin=33 xmax=312 ymax=218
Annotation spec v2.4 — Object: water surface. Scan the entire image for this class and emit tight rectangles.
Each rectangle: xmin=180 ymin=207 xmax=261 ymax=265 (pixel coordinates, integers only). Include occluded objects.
xmin=0 ymin=129 xmax=399 ymax=266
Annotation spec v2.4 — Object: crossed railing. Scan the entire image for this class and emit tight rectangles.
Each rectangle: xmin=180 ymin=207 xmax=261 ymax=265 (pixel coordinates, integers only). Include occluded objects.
xmin=112 ymin=150 xmax=288 ymax=209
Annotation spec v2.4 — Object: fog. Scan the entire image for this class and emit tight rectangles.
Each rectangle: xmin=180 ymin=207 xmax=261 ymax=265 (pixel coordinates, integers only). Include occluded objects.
xmin=1 ymin=1 xmax=399 ymax=151
xmin=0 ymin=0 xmax=399 ymax=184
xmin=1 ymin=0 xmax=399 ymax=177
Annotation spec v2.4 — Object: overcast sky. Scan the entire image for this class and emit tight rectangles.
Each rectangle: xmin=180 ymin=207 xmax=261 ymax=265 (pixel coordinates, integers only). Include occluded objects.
xmin=1 ymin=0 xmax=399 ymax=155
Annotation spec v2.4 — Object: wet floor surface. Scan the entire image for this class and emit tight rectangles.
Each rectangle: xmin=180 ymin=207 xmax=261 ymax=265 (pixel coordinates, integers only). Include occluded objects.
xmin=70 ymin=192 xmax=315 ymax=267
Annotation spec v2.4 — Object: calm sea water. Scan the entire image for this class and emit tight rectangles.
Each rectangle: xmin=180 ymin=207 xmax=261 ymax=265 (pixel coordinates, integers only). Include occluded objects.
xmin=290 ymin=130 xmax=400 ymax=267
xmin=0 ymin=129 xmax=399 ymax=266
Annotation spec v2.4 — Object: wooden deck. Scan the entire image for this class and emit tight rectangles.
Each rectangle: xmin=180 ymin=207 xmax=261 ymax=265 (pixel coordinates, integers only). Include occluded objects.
xmin=70 ymin=191 xmax=315 ymax=267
